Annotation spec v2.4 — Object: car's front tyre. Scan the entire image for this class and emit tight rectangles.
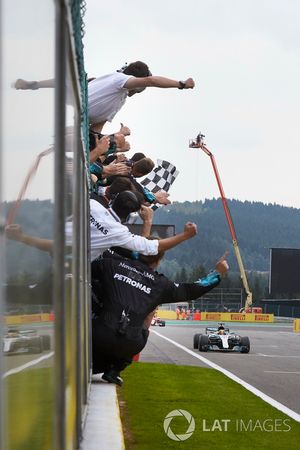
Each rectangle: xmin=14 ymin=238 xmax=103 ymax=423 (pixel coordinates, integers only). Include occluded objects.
xmin=198 ymin=334 xmax=209 ymax=352
xmin=240 ymin=336 xmax=250 ymax=353
xmin=193 ymin=333 xmax=202 ymax=349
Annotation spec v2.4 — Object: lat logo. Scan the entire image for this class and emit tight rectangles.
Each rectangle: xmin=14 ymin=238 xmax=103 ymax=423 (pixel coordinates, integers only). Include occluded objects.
xmin=163 ymin=409 xmax=195 ymax=441
xmin=202 ymin=419 xmax=231 ymax=431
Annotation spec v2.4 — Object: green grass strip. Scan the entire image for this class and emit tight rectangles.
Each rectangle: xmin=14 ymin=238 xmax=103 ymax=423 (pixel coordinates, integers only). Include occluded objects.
xmin=4 ymin=368 xmax=53 ymax=450
xmin=119 ymin=362 xmax=300 ymax=450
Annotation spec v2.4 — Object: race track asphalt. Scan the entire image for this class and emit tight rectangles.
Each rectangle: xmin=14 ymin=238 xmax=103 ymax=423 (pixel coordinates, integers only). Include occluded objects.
xmin=4 ymin=321 xmax=300 ymax=416
xmin=141 ymin=322 xmax=300 ymax=415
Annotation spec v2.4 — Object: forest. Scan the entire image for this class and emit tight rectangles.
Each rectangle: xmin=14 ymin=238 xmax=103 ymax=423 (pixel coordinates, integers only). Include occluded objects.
xmin=3 ymin=197 xmax=300 ymax=302
xmin=153 ymin=198 xmax=300 ymax=301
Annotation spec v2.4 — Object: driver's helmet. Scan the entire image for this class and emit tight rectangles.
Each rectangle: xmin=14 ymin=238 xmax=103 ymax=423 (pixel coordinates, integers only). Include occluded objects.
xmin=7 ymin=331 xmax=18 ymax=337
xmin=217 ymin=323 xmax=225 ymax=334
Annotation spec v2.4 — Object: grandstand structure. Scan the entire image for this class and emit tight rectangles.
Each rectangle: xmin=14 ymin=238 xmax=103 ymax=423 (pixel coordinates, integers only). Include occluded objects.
xmin=0 ymin=1 xmax=93 ymax=449
xmin=161 ymin=288 xmax=244 ymax=313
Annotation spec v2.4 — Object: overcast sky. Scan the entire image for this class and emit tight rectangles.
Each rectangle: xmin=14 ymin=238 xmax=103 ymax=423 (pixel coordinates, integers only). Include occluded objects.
xmin=84 ymin=0 xmax=300 ymax=208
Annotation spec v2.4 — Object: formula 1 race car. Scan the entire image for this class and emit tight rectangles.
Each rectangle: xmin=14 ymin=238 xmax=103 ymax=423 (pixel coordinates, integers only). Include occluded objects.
xmin=3 ymin=329 xmax=51 ymax=355
xmin=193 ymin=323 xmax=250 ymax=353
xmin=150 ymin=317 xmax=166 ymax=327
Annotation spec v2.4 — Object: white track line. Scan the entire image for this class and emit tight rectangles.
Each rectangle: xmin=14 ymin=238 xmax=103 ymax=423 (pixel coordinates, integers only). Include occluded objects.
xmin=264 ymin=371 xmax=300 ymax=374
xmin=151 ymin=330 xmax=300 ymax=423
xmin=3 ymin=351 xmax=54 ymax=378
xmin=257 ymin=353 xmax=300 ymax=358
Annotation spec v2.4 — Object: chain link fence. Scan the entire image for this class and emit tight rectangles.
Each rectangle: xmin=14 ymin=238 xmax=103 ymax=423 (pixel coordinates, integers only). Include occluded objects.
xmin=70 ymin=0 xmax=89 ymax=155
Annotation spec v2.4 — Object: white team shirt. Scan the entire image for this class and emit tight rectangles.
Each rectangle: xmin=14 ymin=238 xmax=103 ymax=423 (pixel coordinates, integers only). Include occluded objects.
xmin=88 ymin=72 xmax=133 ymax=123
xmin=89 ymin=199 xmax=158 ymax=261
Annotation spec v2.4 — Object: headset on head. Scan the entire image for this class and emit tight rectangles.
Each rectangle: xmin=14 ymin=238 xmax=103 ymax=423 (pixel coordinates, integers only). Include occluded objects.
xmin=117 ymin=63 xmax=128 ymax=73
xmin=117 ymin=62 xmax=152 ymax=77
xmin=117 ymin=63 xmax=152 ymax=94
xmin=111 ymin=190 xmax=142 ymax=211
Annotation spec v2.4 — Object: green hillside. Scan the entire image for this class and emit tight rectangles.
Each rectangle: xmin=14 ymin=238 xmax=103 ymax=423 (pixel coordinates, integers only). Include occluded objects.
xmin=4 ymin=198 xmax=300 ymax=278
xmin=153 ymin=198 xmax=300 ymax=274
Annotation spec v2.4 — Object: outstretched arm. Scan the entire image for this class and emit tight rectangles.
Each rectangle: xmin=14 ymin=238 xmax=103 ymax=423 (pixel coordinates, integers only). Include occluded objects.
xmin=157 ymin=254 xmax=229 ymax=304
xmin=158 ymin=222 xmax=197 ymax=252
xmin=5 ymin=224 xmax=53 ymax=254
xmin=124 ymin=76 xmax=195 ymax=90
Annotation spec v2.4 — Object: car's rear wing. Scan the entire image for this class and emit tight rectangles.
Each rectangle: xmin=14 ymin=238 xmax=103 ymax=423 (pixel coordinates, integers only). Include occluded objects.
xmin=206 ymin=327 xmax=218 ymax=334
xmin=19 ymin=329 xmax=36 ymax=336
xmin=206 ymin=327 xmax=230 ymax=334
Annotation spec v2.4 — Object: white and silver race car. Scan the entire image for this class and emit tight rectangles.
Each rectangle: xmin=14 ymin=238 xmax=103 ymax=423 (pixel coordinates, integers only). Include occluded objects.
xmin=150 ymin=317 xmax=166 ymax=327
xmin=3 ymin=329 xmax=51 ymax=355
xmin=193 ymin=323 xmax=250 ymax=353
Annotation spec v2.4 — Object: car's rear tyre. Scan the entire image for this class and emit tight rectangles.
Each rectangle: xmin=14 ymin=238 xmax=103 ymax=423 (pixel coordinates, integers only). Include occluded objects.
xmin=240 ymin=336 xmax=250 ymax=353
xmin=30 ymin=337 xmax=43 ymax=354
xmin=158 ymin=321 xmax=166 ymax=327
xmin=193 ymin=333 xmax=202 ymax=349
xmin=41 ymin=335 xmax=51 ymax=350
xmin=198 ymin=334 xmax=209 ymax=352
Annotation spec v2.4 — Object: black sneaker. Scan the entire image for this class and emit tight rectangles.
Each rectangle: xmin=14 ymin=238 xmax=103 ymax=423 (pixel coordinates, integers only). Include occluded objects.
xmin=102 ymin=370 xmax=123 ymax=386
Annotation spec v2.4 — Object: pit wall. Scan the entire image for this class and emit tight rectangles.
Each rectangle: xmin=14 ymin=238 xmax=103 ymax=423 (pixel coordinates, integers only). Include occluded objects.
xmin=294 ymin=319 xmax=300 ymax=332
xmin=157 ymin=310 xmax=274 ymax=322
xmin=3 ymin=313 xmax=54 ymax=325
xmin=5 ymin=311 xmax=275 ymax=324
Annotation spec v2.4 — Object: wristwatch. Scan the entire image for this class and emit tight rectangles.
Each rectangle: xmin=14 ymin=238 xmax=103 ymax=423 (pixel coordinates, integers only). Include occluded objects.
xmin=178 ymin=81 xmax=186 ymax=89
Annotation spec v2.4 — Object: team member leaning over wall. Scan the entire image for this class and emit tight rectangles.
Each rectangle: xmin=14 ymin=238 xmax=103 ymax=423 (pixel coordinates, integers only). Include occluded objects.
xmin=5 ymin=189 xmax=197 ymax=262
xmin=91 ymin=247 xmax=229 ymax=386
xmin=88 ymin=60 xmax=195 ymax=133
xmin=88 ymin=190 xmax=198 ymax=261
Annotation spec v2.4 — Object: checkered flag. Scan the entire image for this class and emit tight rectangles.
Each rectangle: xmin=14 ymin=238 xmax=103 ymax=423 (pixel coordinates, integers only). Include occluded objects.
xmin=141 ymin=159 xmax=179 ymax=209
